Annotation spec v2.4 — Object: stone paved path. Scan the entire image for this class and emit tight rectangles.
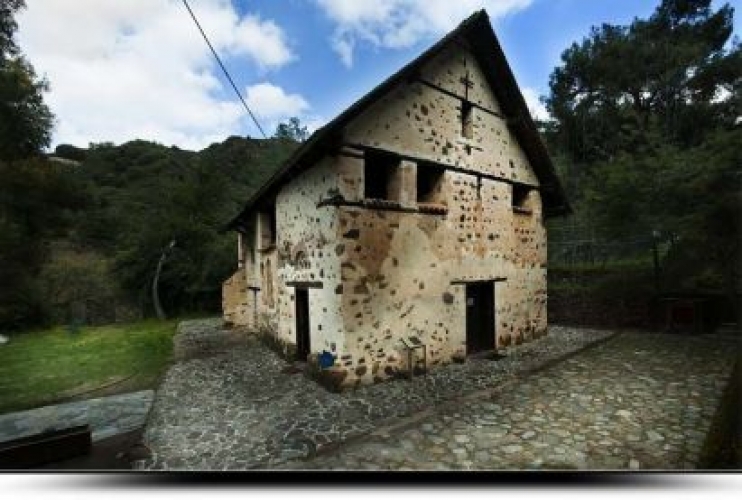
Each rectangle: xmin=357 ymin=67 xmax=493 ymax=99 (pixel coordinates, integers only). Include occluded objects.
xmin=277 ymin=333 xmax=738 ymax=470
xmin=137 ymin=320 xmax=615 ymax=470
xmin=0 ymin=390 xmax=154 ymax=443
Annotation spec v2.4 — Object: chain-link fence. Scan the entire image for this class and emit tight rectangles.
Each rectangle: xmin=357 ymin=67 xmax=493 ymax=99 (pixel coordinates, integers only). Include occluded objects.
xmin=546 ymin=222 xmax=660 ymax=328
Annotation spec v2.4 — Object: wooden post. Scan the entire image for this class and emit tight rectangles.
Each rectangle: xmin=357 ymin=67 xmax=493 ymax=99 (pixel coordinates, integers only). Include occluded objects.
xmin=237 ymin=232 xmax=244 ymax=269
xmin=652 ymin=230 xmax=661 ymax=294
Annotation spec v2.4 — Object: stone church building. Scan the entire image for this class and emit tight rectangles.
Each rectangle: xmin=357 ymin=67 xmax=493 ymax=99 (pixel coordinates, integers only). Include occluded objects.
xmin=222 ymin=10 xmax=570 ymax=389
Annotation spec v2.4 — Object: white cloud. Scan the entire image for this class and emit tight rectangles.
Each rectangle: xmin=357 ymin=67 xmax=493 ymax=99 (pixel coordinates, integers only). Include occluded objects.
xmin=331 ymin=36 xmax=355 ymax=68
xmin=16 ymin=0 xmax=297 ymax=149
xmin=521 ymin=87 xmax=550 ymax=121
xmin=230 ymin=14 xmax=295 ymax=70
xmin=244 ymin=82 xmax=319 ymax=137
xmin=314 ymin=0 xmax=533 ymax=67
xmin=245 ymin=82 xmax=310 ymax=120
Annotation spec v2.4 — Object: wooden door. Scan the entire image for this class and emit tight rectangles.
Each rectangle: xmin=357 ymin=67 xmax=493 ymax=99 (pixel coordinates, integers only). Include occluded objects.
xmin=465 ymin=282 xmax=495 ymax=354
xmin=295 ymin=288 xmax=310 ymax=361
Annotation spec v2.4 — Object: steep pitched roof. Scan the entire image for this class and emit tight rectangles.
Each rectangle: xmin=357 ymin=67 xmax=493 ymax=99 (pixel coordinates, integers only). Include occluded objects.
xmin=227 ymin=9 xmax=570 ymax=231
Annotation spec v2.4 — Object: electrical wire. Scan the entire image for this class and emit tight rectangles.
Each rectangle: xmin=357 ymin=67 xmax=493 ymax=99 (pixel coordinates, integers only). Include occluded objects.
xmin=180 ymin=0 xmax=268 ymax=139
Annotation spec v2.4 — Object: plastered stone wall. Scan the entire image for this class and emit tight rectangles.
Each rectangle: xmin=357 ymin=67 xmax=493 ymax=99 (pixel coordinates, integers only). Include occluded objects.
xmin=223 ymin=231 xmax=260 ymax=329
xmin=344 ymin=47 xmax=537 ymax=185
xmin=330 ymin=169 xmax=546 ymax=388
xmin=419 ymin=44 xmax=502 ymax=114
xmin=223 ymin=43 xmax=548 ymax=389
xmin=222 ymin=266 xmax=252 ymax=327
xmin=334 ymin=206 xmax=461 ymax=385
xmin=328 ymin=45 xmax=547 ymax=388
xmin=265 ymin=159 xmax=347 ymax=356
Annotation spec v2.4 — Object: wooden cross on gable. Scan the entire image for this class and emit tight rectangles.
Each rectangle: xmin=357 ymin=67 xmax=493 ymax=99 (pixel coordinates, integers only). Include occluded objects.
xmin=459 ymin=70 xmax=474 ymax=100
xmin=457 ymin=59 xmax=482 ymax=156
xmin=459 ymin=57 xmax=475 ymax=98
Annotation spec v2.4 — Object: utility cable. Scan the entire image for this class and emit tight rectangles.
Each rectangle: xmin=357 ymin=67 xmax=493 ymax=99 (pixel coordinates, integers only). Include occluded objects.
xmin=181 ymin=0 xmax=268 ymax=139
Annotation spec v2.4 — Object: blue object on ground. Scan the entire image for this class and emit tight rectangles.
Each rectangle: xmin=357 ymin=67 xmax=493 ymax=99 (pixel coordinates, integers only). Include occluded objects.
xmin=318 ymin=351 xmax=335 ymax=369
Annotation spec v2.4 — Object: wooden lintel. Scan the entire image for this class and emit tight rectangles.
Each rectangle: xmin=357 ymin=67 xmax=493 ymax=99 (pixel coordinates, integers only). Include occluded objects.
xmin=285 ymin=281 xmax=324 ymax=289
xmin=317 ymin=198 xmax=449 ymax=216
xmin=450 ymin=278 xmax=507 ymax=285
xmin=337 ymin=145 xmax=365 ymax=158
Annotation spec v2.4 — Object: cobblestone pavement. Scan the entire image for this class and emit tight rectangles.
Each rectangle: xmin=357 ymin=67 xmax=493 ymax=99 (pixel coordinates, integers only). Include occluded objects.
xmin=173 ymin=318 xmax=250 ymax=361
xmin=137 ymin=320 xmax=615 ymax=470
xmin=278 ymin=333 xmax=738 ymax=470
xmin=0 ymin=390 xmax=154 ymax=443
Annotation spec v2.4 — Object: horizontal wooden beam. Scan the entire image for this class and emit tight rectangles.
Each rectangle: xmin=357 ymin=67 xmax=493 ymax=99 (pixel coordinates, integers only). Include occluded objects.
xmin=450 ymin=278 xmax=507 ymax=285
xmin=285 ymin=281 xmax=324 ymax=289
xmin=415 ymin=78 xmax=506 ymax=120
xmin=317 ymin=197 xmax=449 ymax=216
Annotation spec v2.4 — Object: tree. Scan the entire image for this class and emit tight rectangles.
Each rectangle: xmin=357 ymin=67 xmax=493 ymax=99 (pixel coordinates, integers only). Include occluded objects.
xmin=54 ymin=144 xmax=88 ymax=162
xmin=546 ymin=0 xmax=738 ymax=166
xmin=544 ymin=0 xmax=741 ymax=317
xmin=0 ymin=0 xmax=53 ymax=161
xmin=0 ymin=159 xmax=88 ymax=328
xmin=0 ymin=1 xmax=82 ymax=329
xmin=274 ymin=117 xmax=309 ymax=142
xmin=67 ymin=136 xmax=293 ymax=319
xmin=0 ymin=0 xmax=24 ymax=59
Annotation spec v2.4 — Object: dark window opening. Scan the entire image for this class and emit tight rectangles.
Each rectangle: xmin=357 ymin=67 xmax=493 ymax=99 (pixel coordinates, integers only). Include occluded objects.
xmin=417 ymin=163 xmax=445 ymax=203
xmin=512 ymin=184 xmax=531 ymax=212
xmin=461 ymin=101 xmax=474 ymax=139
xmin=364 ymin=150 xmax=401 ymax=201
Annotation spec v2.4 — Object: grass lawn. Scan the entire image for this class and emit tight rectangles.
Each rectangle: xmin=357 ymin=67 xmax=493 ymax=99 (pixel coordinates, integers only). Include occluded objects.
xmin=0 ymin=319 xmax=178 ymax=415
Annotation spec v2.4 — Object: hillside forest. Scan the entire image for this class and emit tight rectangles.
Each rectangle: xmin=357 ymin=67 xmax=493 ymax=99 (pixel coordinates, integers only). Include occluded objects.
xmin=0 ymin=0 xmax=739 ymax=332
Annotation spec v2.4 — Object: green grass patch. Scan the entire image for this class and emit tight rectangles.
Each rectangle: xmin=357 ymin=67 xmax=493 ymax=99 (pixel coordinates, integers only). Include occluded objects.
xmin=0 ymin=319 xmax=177 ymax=414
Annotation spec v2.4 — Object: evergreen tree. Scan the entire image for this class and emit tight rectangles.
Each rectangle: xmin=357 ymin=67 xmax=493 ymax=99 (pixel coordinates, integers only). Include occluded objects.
xmin=545 ymin=0 xmax=740 ymax=311
xmin=274 ymin=117 xmax=309 ymax=142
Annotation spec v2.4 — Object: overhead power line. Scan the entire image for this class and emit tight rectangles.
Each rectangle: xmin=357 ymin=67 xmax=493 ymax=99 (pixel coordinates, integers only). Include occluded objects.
xmin=180 ymin=0 xmax=267 ymax=139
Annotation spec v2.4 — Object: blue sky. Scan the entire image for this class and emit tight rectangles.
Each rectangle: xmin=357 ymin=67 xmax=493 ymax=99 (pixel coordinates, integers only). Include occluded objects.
xmin=233 ymin=0 xmax=661 ymax=125
xmin=16 ymin=0 xmax=741 ymax=149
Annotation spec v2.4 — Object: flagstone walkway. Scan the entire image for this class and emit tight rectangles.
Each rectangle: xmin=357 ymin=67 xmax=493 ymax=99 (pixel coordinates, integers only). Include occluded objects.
xmin=137 ymin=319 xmax=737 ymax=471
xmin=279 ymin=332 xmax=739 ymax=470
